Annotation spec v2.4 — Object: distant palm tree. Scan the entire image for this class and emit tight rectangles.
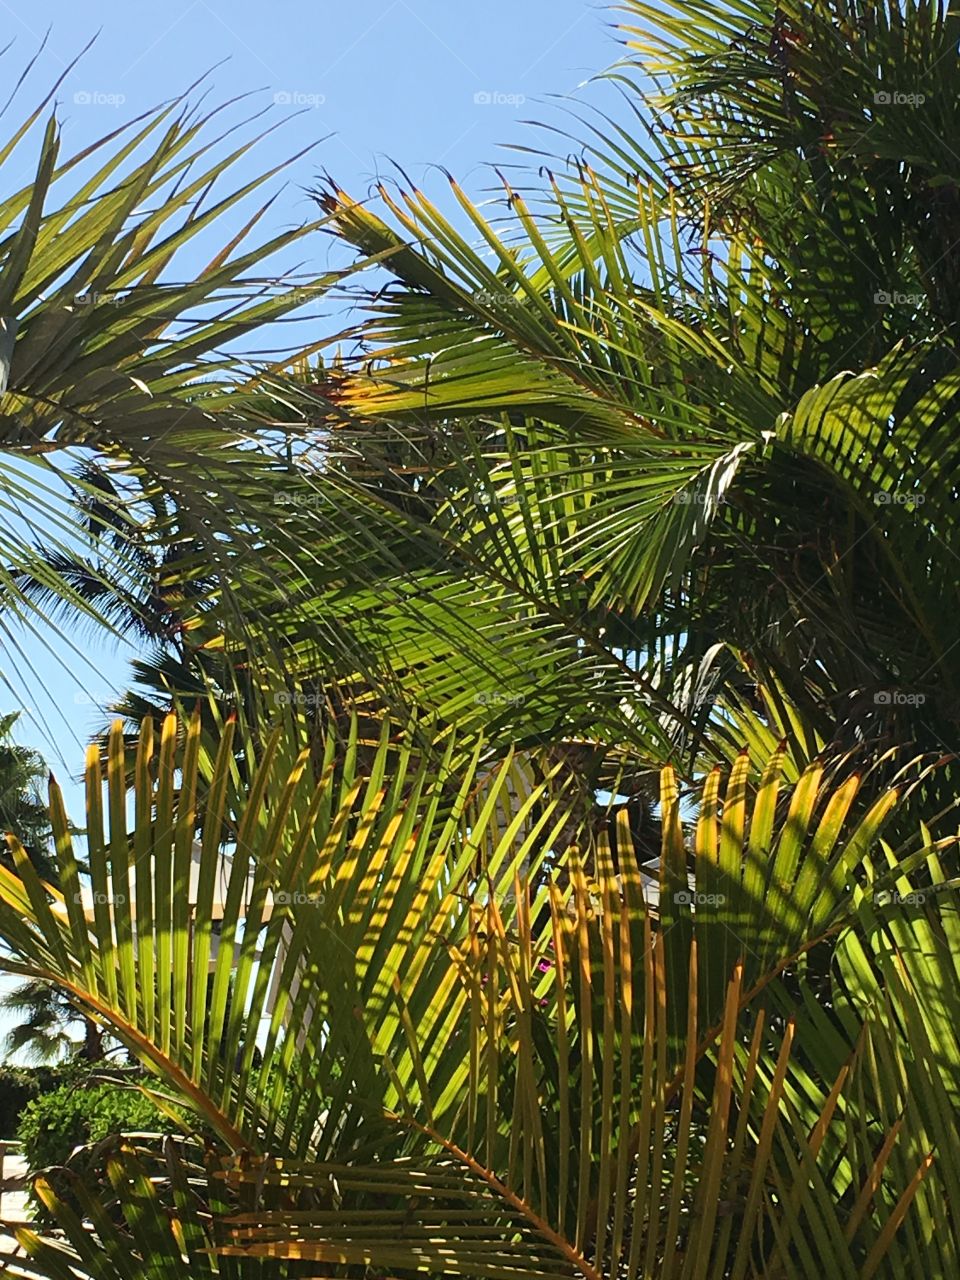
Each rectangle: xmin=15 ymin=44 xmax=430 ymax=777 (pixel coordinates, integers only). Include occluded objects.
xmin=0 ymin=979 xmax=103 ymax=1063
xmin=0 ymin=713 xmax=105 ymax=1062
xmin=0 ymin=711 xmax=53 ymax=881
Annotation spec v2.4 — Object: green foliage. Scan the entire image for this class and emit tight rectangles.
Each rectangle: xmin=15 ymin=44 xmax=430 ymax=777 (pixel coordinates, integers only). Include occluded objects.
xmin=0 ymin=980 xmax=98 ymax=1064
xmin=0 ymin=58 xmax=342 ymax=682
xmin=0 ymin=1064 xmax=64 ymax=1139
xmin=16 ymin=1080 xmax=171 ymax=1170
xmin=16 ymin=1078 xmax=182 ymax=1224
xmin=183 ymin=0 xmax=960 ymax=818
xmin=0 ymin=713 xmax=53 ymax=880
xmin=0 ymin=712 xmax=952 ymax=1275
xmin=3 ymin=1 xmax=960 ymax=1276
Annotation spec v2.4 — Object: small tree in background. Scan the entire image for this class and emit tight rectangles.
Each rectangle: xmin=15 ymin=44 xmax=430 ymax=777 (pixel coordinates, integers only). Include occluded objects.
xmin=0 ymin=714 xmax=104 ymax=1063
xmin=0 ymin=712 xmax=53 ymax=881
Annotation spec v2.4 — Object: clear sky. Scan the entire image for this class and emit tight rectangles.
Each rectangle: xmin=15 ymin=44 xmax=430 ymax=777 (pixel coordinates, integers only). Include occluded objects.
xmin=23 ymin=1 xmax=615 ymax=192
xmin=7 ymin=0 xmax=621 ymax=806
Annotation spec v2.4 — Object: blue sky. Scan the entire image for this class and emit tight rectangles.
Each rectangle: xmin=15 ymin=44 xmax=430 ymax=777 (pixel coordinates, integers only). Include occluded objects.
xmin=6 ymin=1 xmax=620 ymax=801
xmin=25 ymin=1 xmax=614 ymax=187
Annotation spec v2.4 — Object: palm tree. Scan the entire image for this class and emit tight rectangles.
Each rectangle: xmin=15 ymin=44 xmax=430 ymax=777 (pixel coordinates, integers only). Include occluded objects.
xmin=217 ymin=0 xmax=960 ymax=822
xmin=0 ymin=712 xmax=52 ymax=879
xmin=0 ymin=713 xmax=107 ymax=1062
xmin=0 ymin=980 xmax=103 ymax=1063
xmin=0 ymin=713 xmax=61 ymax=1063
xmin=1 ymin=1 xmax=960 ymax=1275
xmin=0 ymin=67 xmax=344 ymax=1071
xmin=0 ymin=57 xmax=340 ymax=706
xmin=0 ymin=710 xmax=952 ymax=1274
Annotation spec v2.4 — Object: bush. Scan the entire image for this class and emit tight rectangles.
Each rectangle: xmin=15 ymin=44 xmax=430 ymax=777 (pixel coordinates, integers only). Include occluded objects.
xmin=16 ymin=1079 xmax=183 ymax=1221
xmin=0 ymin=1065 xmax=70 ymax=1139
xmin=17 ymin=1081 xmax=175 ymax=1169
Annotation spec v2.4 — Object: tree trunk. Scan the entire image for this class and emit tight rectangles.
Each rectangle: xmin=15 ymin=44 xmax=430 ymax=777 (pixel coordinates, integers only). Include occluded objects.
xmin=79 ymin=1015 xmax=105 ymax=1062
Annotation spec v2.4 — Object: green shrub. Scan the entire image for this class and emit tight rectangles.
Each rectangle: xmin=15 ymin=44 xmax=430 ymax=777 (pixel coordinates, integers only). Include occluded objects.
xmin=16 ymin=1080 xmax=182 ymax=1221
xmin=0 ymin=1065 xmax=69 ymax=1139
